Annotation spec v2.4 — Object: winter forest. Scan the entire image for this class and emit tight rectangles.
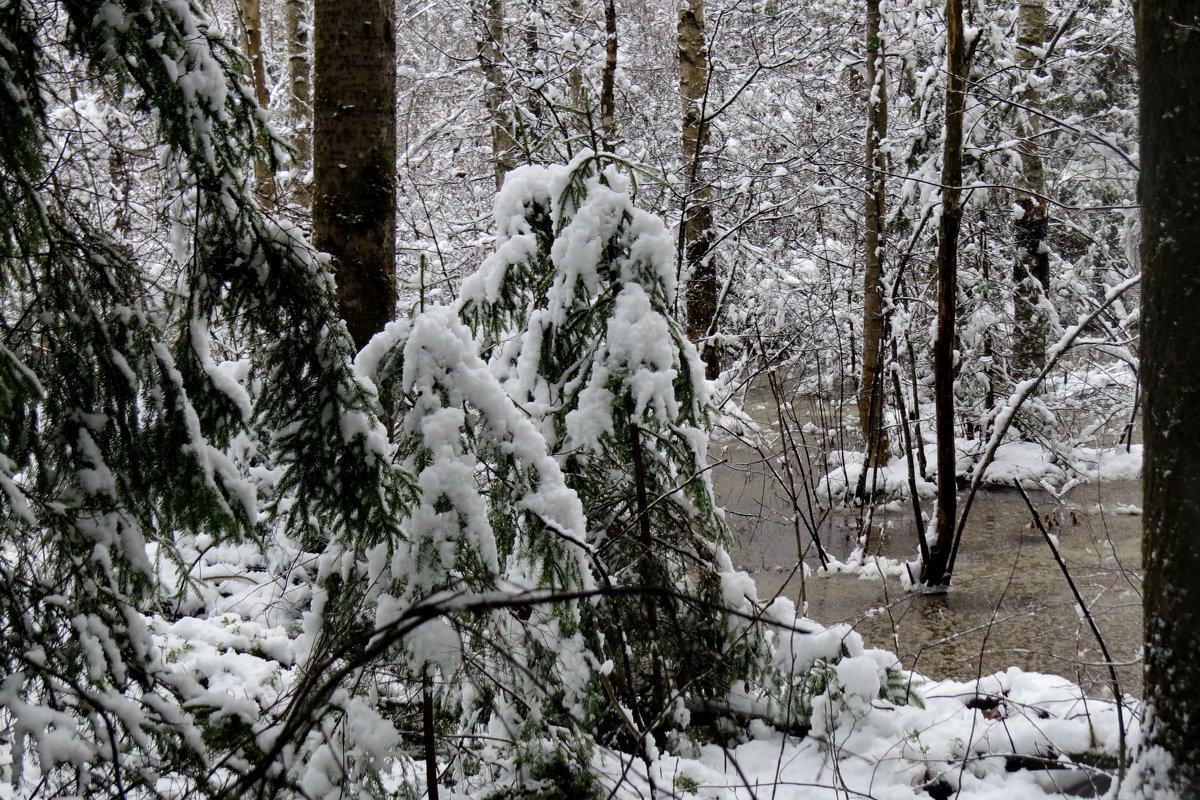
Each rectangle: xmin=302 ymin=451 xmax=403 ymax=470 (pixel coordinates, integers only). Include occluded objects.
xmin=3 ymin=0 xmax=1200 ymax=797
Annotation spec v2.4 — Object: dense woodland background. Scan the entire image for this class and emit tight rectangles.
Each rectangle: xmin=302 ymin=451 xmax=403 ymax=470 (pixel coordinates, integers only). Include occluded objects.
xmin=224 ymin=0 xmax=1142 ymax=585
xmin=5 ymin=0 xmax=1198 ymax=798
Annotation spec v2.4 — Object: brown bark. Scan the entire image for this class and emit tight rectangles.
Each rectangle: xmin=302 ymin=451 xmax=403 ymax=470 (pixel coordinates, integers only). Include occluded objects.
xmin=858 ymin=0 xmax=890 ymax=469
xmin=679 ymin=0 xmax=719 ymax=379
xmin=475 ymin=0 xmax=517 ymax=190
xmin=922 ymin=0 xmax=965 ymax=587
xmin=1011 ymin=0 xmax=1050 ymax=379
xmin=313 ymin=0 xmax=397 ymax=350
xmin=1138 ymin=1 xmax=1200 ymax=792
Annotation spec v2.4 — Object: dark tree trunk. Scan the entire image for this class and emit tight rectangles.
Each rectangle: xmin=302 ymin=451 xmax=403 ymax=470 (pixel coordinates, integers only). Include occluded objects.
xmin=922 ymin=0 xmax=965 ymax=587
xmin=1138 ymin=1 xmax=1200 ymax=792
xmin=859 ymin=0 xmax=890 ymax=470
xmin=313 ymin=0 xmax=397 ymax=350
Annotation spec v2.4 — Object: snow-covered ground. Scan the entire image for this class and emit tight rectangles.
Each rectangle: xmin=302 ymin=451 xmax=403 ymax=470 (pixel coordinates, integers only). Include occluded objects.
xmin=148 ymin=582 xmax=1130 ymax=799
xmin=596 ymin=665 xmax=1127 ymax=799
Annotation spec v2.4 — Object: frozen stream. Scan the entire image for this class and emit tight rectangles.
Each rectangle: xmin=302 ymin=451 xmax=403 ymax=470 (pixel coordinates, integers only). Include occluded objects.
xmin=711 ymin=394 xmax=1143 ymax=700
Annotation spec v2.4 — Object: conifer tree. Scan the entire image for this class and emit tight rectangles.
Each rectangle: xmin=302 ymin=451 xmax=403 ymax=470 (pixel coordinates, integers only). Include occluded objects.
xmin=352 ymin=308 xmax=602 ymax=780
xmin=461 ymin=152 xmax=764 ymax=734
xmin=239 ymin=305 xmax=605 ymax=797
xmin=0 ymin=1 xmax=402 ymax=792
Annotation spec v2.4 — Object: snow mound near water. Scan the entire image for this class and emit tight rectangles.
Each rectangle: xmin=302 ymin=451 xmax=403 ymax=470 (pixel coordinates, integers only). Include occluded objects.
xmin=819 ymin=441 xmax=1142 ymax=504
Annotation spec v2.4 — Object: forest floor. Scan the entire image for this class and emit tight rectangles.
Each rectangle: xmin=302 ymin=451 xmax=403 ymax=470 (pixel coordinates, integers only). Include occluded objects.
xmin=144 ymin=376 xmax=1142 ymax=800
xmin=589 ymin=664 xmax=1127 ymax=798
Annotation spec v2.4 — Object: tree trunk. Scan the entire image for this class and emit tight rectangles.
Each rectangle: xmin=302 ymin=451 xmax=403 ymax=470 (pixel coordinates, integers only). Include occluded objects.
xmin=627 ymin=403 xmax=666 ymax=720
xmin=922 ymin=0 xmax=965 ymax=587
xmin=679 ymin=0 xmax=719 ymax=379
xmin=313 ymin=0 xmax=397 ymax=350
xmin=240 ymin=0 xmax=274 ymax=204
xmin=475 ymin=0 xmax=517 ymax=190
xmin=567 ymin=0 xmax=587 ymax=133
xmin=1137 ymin=1 xmax=1200 ymax=792
xmin=286 ymin=0 xmax=312 ymax=173
xmin=524 ymin=0 xmax=543 ymax=124
xmin=1011 ymin=0 xmax=1050 ymax=379
xmin=600 ymin=0 xmax=617 ymax=150
xmin=858 ymin=0 xmax=890 ymax=470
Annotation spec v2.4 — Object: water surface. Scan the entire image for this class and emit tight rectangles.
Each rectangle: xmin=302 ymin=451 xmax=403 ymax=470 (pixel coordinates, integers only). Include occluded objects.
xmin=711 ymin=394 xmax=1142 ymax=699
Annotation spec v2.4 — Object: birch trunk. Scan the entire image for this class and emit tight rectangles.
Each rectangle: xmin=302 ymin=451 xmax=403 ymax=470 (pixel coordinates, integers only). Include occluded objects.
xmin=679 ymin=0 xmax=719 ymax=379
xmin=1011 ymin=0 xmax=1050 ymax=379
xmin=285 ymin=0 xmax=312 ymax=172
xmin=858 ymin=0 xmax=891 ymax=470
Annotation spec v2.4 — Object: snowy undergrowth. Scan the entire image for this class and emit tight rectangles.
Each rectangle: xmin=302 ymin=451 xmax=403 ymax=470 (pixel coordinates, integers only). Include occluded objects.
xmin=132 ymin=572 xmax=1132 ymax=800
xmin=582 ymin=667 xmax=1130 ymax=800
xmin=143 ymin=498 xmax=1130 ymax=800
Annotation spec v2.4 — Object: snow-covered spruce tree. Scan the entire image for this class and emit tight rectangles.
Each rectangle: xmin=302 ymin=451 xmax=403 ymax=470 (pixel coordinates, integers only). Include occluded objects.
xmin=460 ymin=152 xmax=766 ymax=738
xmin=0 ymin=1 xmax=404 ymax=795
xmin=235 ymin=304 xmax=608 ymax=798
xmin=348 ymin=306 xmax=603 ymax=790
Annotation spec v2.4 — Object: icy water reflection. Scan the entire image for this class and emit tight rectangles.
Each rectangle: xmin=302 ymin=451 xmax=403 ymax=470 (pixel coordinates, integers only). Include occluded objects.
xmin=711 ymin=396 xmax=1143 ymax=699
